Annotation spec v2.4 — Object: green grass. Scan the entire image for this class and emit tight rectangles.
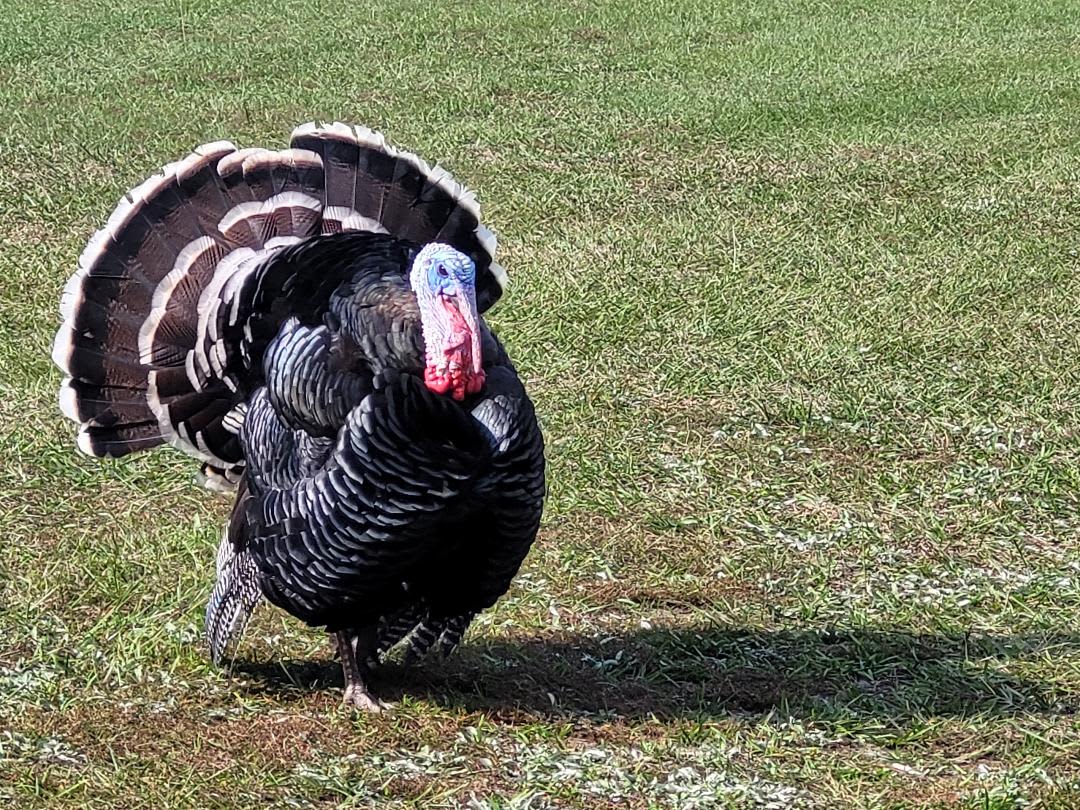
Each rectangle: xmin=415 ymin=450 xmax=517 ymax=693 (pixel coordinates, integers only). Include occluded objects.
xmin=2 ymin=0 xmax=1080 ymax=806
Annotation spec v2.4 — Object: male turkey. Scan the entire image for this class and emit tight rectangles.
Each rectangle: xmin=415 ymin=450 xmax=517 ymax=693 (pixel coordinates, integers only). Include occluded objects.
xmin=53 ymin=123 xmax=545 ymax=710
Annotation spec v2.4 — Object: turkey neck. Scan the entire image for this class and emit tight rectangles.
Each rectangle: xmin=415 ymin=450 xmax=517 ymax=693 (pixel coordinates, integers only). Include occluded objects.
xmin=328 ymin=276 xmax=488 ymax=396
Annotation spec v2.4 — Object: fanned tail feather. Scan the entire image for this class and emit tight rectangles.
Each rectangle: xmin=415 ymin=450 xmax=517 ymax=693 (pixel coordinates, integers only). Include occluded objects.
xmin=289 ymin=122 xmax=505 ymax=311
xmin=55 ymin=122 xmax=506 ymax=478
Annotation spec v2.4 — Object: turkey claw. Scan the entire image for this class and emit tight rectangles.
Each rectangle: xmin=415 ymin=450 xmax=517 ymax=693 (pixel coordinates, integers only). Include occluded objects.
xmin=343 ymin=684 xmax=383 ymax=713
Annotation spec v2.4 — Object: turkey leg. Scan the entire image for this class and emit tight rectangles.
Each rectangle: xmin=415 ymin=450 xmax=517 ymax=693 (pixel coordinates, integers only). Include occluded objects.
xmin=334 ymin=628 xmax=381 ymax=712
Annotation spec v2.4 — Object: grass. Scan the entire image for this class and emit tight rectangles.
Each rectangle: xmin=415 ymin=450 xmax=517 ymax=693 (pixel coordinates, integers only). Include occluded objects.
xmin=2 ymin=0 xmax=1080 ymax=806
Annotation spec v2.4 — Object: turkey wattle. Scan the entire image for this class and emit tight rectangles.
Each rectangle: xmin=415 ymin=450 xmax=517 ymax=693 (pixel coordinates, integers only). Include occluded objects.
xmin=53 ymin=123 xmax=546 ymax=710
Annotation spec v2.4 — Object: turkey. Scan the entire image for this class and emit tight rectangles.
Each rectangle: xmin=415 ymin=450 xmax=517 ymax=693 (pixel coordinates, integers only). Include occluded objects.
xmin=53 ymin=122 xmax=546 ymax=710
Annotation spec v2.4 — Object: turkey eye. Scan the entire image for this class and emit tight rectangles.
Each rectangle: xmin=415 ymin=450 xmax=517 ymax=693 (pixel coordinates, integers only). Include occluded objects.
xmin=436 ymin=264 xmax=449 ymax=277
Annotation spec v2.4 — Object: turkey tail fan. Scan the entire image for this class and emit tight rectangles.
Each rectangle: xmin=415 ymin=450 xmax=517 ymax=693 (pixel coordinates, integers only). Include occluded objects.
xmin=54 ymin=138 xmax=333 ymax=475
xmin=54 ymin=123 xmax=507 ymax=474
xmin=290 ymin=122 xmax=507 ymax=312
xmin=54 ymin=140 xmax=240 ymax=461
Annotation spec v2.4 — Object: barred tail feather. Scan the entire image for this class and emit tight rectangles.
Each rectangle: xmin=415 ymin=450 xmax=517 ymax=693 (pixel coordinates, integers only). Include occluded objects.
xmin=205 ymin=529 xmax=263 ymax=665
xmin=435 ymin=612 xmax=476 ymax=657
xmin=402 ymin=613 xmax=476 ymax=663
xmin=374 ymin=605 xmax=476 ymax=664
xmin=375 ymin=603 xmax=426 ymax=660
xmin=404 ymin=619 xmax=440 ymax=664
xmin=53 ymin=142 xmax=331 ymax=471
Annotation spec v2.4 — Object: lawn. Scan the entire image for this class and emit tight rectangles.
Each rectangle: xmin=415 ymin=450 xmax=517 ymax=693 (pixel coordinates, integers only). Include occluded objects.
xmin=2 ymin=0 xmax=1080 ymax=806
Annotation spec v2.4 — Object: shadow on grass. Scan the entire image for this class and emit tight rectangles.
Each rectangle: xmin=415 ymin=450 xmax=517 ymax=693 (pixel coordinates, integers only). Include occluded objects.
xmin=234 ymin=626 xmax=1079 ymax=720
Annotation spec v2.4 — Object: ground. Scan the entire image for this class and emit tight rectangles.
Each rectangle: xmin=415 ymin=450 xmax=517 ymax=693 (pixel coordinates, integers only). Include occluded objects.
xmin=1 ymin=0 xmax=1079 ymax=807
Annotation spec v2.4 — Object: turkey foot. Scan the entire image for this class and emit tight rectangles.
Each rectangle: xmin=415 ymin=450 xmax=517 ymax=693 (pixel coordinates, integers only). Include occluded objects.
xmin=335 ymin=629 xmax=382 ymax=712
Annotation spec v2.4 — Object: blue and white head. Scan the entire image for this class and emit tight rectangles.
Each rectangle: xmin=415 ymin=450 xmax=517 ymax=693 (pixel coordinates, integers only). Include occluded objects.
xmin=409 ymin=243 xmax=485 ymax=400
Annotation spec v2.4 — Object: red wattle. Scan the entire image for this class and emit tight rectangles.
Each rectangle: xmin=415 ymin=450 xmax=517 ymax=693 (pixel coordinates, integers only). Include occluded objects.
xmin=422 ymin=293 xmax=485 ymax=400
xmin=424 ymin=364 xmax=484 ymax=401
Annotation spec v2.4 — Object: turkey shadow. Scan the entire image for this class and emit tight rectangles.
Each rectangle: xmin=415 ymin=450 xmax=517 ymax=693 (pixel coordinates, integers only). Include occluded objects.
xmin=233 ymin=625 xmax=1079 ymax=720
